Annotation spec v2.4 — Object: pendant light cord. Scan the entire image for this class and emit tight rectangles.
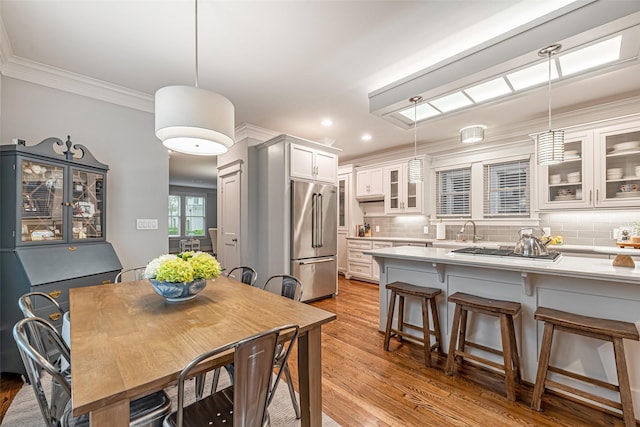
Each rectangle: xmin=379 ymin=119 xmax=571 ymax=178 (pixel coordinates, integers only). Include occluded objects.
xmin=195 ymin=0 xmax=199 ymax=88
xmin=409 ymin=96 xmax=422 ymax=158
xmin=546 ymin=50 xmax=551 ymax=131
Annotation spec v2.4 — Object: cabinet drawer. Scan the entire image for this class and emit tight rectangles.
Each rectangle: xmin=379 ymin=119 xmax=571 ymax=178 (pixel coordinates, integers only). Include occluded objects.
xmin=348 ymin=249 xmax=372 ymax=263
xmin=347 ymin=240 xmax=372 ymax=250
xmin=373 ymin=241 xmax=393 ymax=249
xmin=347 ymin=262 xmax=372 ymax=277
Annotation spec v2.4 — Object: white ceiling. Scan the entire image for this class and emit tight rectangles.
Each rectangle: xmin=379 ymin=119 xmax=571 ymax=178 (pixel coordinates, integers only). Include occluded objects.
xmin=1 ymin=1 xmax=640 ymax=187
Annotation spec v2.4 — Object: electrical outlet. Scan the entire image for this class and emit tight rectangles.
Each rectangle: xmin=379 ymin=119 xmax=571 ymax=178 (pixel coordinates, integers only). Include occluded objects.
xmin=542 ymin=227 xmax=551 ymax=237
xmin=375 ymin=225 xmax=380 ymax=232
xmin=613 ymin=228 xmax=620 ymax=239
xmin=423 ymin=226 xmax=429 ymax=234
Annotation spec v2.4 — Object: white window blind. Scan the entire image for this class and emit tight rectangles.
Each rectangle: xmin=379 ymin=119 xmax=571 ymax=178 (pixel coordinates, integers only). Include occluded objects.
xmin=483 ymin=159 xmax=530 ymax=217
xmin=436 ymin=167 xmax=471 ymax=217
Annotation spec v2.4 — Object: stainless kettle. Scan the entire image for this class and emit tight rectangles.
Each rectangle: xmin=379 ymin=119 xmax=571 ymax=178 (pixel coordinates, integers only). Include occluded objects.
xmin=514 ymin=228 xmax=551 ymax=256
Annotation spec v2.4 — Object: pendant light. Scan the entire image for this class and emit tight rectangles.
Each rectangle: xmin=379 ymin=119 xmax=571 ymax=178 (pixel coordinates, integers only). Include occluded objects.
xmin=536 ymin=44 xmax=564 ymax=165
xmin=408 ymin=96 xmax=423 ymax=183
xmin=155 ymin=0 xmax=234 ymax=156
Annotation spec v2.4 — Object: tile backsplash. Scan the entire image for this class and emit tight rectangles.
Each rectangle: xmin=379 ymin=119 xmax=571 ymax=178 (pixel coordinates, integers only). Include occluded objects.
xmin=363 ymin=211 xmax=640 ymax=246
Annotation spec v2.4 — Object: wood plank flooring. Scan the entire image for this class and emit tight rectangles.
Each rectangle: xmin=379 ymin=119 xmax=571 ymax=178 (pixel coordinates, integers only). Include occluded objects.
xmin=1 ymin=276 xmax=633 ymax=426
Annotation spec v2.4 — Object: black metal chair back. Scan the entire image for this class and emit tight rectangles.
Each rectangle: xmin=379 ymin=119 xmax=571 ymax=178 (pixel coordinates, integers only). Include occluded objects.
xmin=262 ymin=274 xmax=304 ymax=302
xmin=226 ymin=266 xmax=258 ymax=286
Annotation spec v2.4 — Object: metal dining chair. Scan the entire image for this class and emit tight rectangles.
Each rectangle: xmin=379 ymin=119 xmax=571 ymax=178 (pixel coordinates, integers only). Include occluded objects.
xmin=261 ymin=274 xmax=304 ymax=418
xmin=262 ymin=274 xmax=304 ymax=302
xmin=13 ymin=317 xmax=172 ymax=427
xmin=114 ymin=266 xmax=147 ymax=283
xmin=226 ymin=266 xmax=258 ymax=286
xmin=164 ymin=324 xmax=299 ymax=427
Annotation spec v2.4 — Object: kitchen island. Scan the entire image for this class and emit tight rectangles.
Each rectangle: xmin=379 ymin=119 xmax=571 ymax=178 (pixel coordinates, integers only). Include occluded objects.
xmin=364 ymin=246 xmax=640 ymax=419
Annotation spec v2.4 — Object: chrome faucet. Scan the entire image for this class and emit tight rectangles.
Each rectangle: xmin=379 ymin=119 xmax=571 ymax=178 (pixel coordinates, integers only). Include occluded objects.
xmin=460 ymin=220 xmax=478 ymax=243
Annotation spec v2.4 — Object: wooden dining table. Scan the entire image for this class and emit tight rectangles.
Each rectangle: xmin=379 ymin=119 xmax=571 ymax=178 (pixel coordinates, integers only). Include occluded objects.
xmin=69 ymin=276 xmax=336 ymax=426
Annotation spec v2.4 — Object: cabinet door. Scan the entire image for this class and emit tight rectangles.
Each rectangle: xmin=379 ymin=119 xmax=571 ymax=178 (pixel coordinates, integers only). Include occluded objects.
xmin=70 ymin=168 xmax=105 ymax=241
xmin=337 ymin=174 xmax=349 ymax=231
xmin=290 ymin=143 xmax=315 ymax=180
xmin=385 ymin=166 xmax=402 ymax=213
xmin=403 ymin=164 xmax=423 ymax=213
xmin=356 ymin=168 xmax=384 ymax=199
xmin=314 ymin=150 xmax=337 ymax=183
xmin=595 ymin=122 xmax=640 ymax=208
xmin=337 ymin=231 xmax=347 ymax=274
xmin=19 ymin=157 xmax=66 ymax=244
xmin=537 ymin=131 xmax=593 ymax=210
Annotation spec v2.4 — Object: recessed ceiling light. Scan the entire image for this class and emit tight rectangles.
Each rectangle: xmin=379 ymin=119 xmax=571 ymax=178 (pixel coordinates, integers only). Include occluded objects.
xmin=361 ymin=133 xmax=372 ymax=141
xmin=559 ymin=35 xmax=622 ymax=76
xmin=399 ymin=103 xmax=441 ymax=122
xmin=430 ymin=91 xmax=473 ymax=113
xmin=321 ymin=119 xmax=333 ymax=127
xmin=506 ymin=61 xmax=559 ymax=91
xmin=464 ymin=77 xmax=513 ymax=103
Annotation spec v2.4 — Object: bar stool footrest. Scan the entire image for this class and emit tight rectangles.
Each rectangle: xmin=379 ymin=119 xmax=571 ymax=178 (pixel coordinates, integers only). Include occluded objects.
xmin=545 ymin=379 xmax=623 ymax=411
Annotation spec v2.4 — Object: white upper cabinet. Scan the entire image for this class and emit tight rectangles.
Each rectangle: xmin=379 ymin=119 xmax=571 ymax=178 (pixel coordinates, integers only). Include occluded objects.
xmin=290 ymin=143 xmax=337 ymax=183
xmin=355 ymin=167 xmax=384 ymax=200
xmin=384 ymin=162 xmax=423 ymax=214
xmin=537 ymin=120 xmax=640 ymax=210
xmin=538 ymin=131 xmax=594 ymax=210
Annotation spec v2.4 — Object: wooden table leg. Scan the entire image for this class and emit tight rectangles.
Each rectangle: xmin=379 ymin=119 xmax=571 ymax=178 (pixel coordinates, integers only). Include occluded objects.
xmin=298 ymin=326 xmax=322 ymax=427
xmin=89 ymin=399 xmax=129 ymax=426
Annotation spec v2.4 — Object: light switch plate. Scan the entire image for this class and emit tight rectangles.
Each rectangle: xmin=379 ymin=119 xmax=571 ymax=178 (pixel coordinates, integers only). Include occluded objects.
xmin=423 ymin=226 xmax=429 ymax=234
xmin=375 ymin=225 xmax=380 ymax=232
xmin=136 ymin=219 xmax=158 ymax=230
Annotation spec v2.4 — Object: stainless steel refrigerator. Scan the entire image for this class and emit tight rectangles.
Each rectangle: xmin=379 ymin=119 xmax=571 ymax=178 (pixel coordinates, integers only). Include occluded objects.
xmin=291 ymin=180 xmax=337 ymax=301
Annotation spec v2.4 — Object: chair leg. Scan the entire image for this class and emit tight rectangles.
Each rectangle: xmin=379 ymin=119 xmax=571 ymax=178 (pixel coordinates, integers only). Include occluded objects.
xmin=429 ymin=297 xmax=443 ymax=354
xmin=531 ymin=322 xmax=555 ymax=411
xmin=507 ymin=314 xmax=522 ymax=384
xmin=282 ymin=362 xmax=301 ymax=419
xmin=397 ymin=295 xmax=405 ymax=343
xmin=499 ymin=313 xmax=516 ymax=401
xmin=446 ymin=304 xmax=462 ymax=375
xmin=612 ymin=337 xmax=636 ymax=427
xmin=421 ymin=297 xmax=431 ymax=367
xmin=210 ymin=368 xmax=222 ymax=394
xmin=384 ymin=291 xmax=397 ymax=351
xmin=195 ymin=373 xmax=205 ymax=400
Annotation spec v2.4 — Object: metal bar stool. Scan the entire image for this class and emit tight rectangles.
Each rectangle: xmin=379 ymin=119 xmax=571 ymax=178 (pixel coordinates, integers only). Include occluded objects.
xmin=445 ymin=292 xmax=522 ymax=401
xmin=383 ymin=281 xmax=443 ymax=367
xmin=531 ymin=307 xmax=640 ymax=427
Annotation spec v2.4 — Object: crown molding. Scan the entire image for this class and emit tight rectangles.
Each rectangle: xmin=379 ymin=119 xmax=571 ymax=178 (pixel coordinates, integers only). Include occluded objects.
xmin=1 ymin=56 xmax=154 ymax=112
xmin=0 ymin=16 xmax=13 ymax=69
xmin=234 ymin=123 xmax=280 ymax=146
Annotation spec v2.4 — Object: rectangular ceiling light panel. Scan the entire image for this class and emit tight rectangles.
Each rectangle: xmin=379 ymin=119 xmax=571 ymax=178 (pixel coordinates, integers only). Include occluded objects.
xmin=506 ymin=61 xmax=559 ymax=91
xmin=559 ymin=35 xmax=622 ymax=76
xmin=429 ymin=91 xmax=473 ymax=113
xmin=399 ymin=102 xmax=441 ymax=122
xmin=464 ymin=77 xmax=513 ymax=102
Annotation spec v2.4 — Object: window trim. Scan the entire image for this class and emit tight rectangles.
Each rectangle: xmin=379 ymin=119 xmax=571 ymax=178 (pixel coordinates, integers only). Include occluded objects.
xmin=168 ymin=192 xmax=207 ymax=238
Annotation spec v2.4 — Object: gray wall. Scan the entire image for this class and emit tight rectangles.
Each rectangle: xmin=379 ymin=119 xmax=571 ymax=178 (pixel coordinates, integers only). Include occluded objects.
xmin=0 ymin=77 xmax=169 ymax=269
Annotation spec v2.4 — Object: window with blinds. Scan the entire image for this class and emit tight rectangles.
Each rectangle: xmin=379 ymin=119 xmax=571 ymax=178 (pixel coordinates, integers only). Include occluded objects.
xmin=436 ymin=167 xmax=471 ymax=217
xmin=483 ymin=159 xmax=530 ymax=217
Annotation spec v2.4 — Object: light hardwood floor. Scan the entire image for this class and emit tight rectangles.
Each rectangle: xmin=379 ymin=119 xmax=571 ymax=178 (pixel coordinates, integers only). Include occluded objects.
xmin=1 ymin=276 xmax=633 ymax=426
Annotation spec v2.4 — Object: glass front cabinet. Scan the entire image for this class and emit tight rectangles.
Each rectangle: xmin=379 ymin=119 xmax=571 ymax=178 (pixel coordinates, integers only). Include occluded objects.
xmin=1 ymin=136 xmax=107 ymax=247
xmin=538 ymin=121 xmax=640 ymax=210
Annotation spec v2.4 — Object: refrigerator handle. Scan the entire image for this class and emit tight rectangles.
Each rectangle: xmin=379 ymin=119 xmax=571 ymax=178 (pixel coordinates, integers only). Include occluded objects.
xmin=311 ymin=193 xmax=317 ymax=248
xmin=318 ymin=193 xmax=323 ymax=247
xmin=296 ymin=257 xmax=334 ymax=265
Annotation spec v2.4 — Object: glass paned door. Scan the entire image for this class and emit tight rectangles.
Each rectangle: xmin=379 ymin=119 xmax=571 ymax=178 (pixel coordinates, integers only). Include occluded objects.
xmin=389 ymin=169 xmax=399 ymax=209
xmin=70 ymin=168 xmax=105 ymax=240
xmin=20 ymin=159 xmax=65 ymax=242
xmin=338 ymin=177 xmax=346 ymax=228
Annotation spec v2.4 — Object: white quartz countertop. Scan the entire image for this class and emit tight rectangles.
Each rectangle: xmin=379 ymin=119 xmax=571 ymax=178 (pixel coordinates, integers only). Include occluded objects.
xmin=345 ymin=236 xmax=433 ymax=243
xmin=363 ymin=246 xmax=640 ymax=284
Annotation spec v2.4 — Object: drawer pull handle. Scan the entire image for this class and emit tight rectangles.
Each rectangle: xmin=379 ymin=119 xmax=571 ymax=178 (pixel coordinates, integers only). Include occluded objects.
xmin=49 ymin=312 xmax=62 ymax=321
xmin=102 ymin=280 xmax=112 ymax=284
xmin=49 ymin=290 xmax=62 ymax=299
xmin=68 ymin=246 xmax=77 ymax=251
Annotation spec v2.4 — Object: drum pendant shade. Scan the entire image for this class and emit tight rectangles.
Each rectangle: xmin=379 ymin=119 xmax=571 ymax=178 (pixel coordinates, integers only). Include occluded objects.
xmin=155 ymin=85 xmax=234 ymax=156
